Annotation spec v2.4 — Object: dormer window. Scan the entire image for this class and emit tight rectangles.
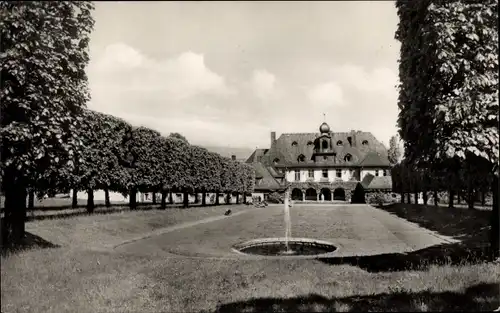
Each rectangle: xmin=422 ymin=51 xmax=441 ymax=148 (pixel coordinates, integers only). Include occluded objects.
xmin=297 ymin=154 xmax=306 ymax=163
xmin=307 ymin=141 xmax=314 ymax=146
xmin=344 ymin=154 xmax=352 ymax=162
xmin=292 ymin=141 xmax=298 ymax=147
xmin=336 ymin=140 xmax=343 ymax=146
xmin=362 ymin=140 xmax=369 ymax=146
xmin=322 ymin=140 xmax=328 ymax=150
xmin=273 ymin=158 xmax=280 ymax=165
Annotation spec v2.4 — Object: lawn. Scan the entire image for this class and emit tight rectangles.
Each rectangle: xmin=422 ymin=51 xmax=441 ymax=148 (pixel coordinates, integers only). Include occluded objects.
xmin=1 ymin=204 xmax=499 ymax=312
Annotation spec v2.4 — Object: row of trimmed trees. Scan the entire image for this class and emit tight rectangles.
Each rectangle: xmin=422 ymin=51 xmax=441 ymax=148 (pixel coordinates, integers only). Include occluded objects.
xmin=0 ymin=1 xmax=255 ymax=247
xmin=395 ymin=0 xmax=498 ymax=258
xmin=72 ymin=109 xmax=255 ymax=212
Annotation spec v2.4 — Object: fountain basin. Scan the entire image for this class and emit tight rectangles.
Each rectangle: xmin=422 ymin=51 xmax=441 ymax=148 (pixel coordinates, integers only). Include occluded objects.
xmin=233 ymin=237 xmax=337 ymax=257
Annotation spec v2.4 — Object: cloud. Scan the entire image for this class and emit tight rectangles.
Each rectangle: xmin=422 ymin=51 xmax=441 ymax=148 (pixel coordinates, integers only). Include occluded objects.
xmin=88 ymin=43 xmax=235 ymax=102
xmin=251 ymin=69 xmax=277 ymax=100
xmin=307 ymin=82 xmax=345 ymax=109
xmin=330 ymin=64 xmax=398 ymax=97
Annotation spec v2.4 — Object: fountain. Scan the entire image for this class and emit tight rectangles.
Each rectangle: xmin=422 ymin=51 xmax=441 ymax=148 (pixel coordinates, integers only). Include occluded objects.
xmin=233 ymin=188 xmax=338 ymax=257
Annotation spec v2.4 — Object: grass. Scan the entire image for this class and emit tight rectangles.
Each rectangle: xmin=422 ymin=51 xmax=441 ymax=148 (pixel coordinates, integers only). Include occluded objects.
xmin=2 ymin=204 xmax=499 ymax=312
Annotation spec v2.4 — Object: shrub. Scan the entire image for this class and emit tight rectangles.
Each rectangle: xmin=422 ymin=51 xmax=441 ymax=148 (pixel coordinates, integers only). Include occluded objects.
xmin=267 ymin=192 xmax=284 ymax=204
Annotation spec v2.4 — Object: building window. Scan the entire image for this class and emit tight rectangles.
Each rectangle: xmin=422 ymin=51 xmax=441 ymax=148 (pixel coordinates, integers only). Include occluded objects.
xmin=273 ymin=158 xmax=280 ymax=165
xmin=344 ymin=154 xmax=352 ymax=162
xmin=336 ymin=169 xmax=342 ymax=178
xmin=292 ymin=141 xmax=298 ymax=147
xmin=323 ymin=156 xmax=328 ymax=160
xmin=375 ymin=170 xmax=379 ymax=177
xmin=322 ymin=140 xmax=328 ymax=150
xmin=336 ymin=140 xmax=343 ymax=146
xmin=294 ymin=170 xmax=300 ymax=181
xmin=308 ymin=169 xmax=314 ymax=178
xmin=297 ymin=154 xmax=306 ymax=162
xmin=307 ymin=141 xmax=314 ymax=146
xmin=322 ymin=169 xmax=328 ymax=178
xmin=383 ymin=169 xmax=388 ymax=176
xmin=362 ymin=140 xmax=369 ymax=146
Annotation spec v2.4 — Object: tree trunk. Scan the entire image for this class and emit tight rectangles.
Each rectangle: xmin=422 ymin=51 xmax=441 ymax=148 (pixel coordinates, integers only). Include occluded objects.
xmin=104 ymin=188 xmax=111 ymax=207
xmin=236 ymin=193 xmax=239 ymax=204
xmin=202 ymin=190 xmax=206 ymax=206
xmin=243 ymin=193 xmax=247 ymax=204
xmin=448 ymin=190 xmax=455 ymax=208
xmin=129 ymin=187 xmax=137 ymax=210
xmin=401 ymin=192 xmax=405 ymax=203
xmin=169 ymin=190 xmax=173 ymax=204
xmin=482 ymin=191 xmax=486 ymax=206
xmin=87 ymin=189 xmax=95 ymax=213
xmin=226 ymin=192 xmax=230 ymax=204
xmin=183 ymin=191 xmax=189 ymax=208
xmin=467 ymin=177 xmax=474 ymax=209
xmin=28 ymin=190 xmax=35 ymax=210
xmin=2 ymin=179 xmax=28 ymax=247
xmin=72 ymin=189 xmax=78 ymax=208
xmin=433 ymin=190 xmax=438 ymax=206
xmin=406 ymin=193 xmax=411 ymax=204
xmin=423 ymin=191 xmax=428 ymax=205
xmin=152 ymin=192 xmax=157 ymax=204
xmin=414 ymin=192 xmax=418 ymax=204
xmin=160 ymin=190 xmax=167 ymax=209
xmin=489 ymin=175 xmax=499 ymax=260
xmin=194 ymin=192 xmax=199 ymax=204
xmin=215 ymin=192 xmax=220 ymax=205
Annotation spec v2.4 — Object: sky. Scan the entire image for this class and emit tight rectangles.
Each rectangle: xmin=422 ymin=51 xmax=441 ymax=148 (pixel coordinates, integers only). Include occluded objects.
xmin=86 ymin=1 xmax=401 ymax=150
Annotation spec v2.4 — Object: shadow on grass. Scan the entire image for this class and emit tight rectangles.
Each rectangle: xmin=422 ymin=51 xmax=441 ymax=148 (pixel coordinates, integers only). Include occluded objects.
xmin=210 ymin=283 xmax=499 ymax=312
xmin=317 ymin=203 xmax=495 ymax=273
xmin=376 ymin=203 xmax=491 ymax=242
xmin=1 ymin=232 xmax=61 ymax=257
xmin=317 ymin=242 xmax=492 ymax=273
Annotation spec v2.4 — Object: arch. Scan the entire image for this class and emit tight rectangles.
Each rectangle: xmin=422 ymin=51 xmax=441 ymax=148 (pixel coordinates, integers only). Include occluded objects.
xmin=344 ymin=153 xmax=352 ymax=162
xmin=297 ymin=154 xmax=306 ymax=162
xmin=305 ymin=188 xmax=317 ymax=201
xmin=322 ymin=140 xmax=328 ymax=150
xmin=362 ymin=140 xmax=369 ymax=146
xmin=292 ymin=141 xmax=298 ymax=146
xmin=291 ymin=188 xmax=303 ymax=201
xmin=336 ymin=140 xmax=343 ymax=146
xmin=320 ymin=188 xmax=332 ymax=201
xmin=333 ymin=188 xmax=346 ymax=201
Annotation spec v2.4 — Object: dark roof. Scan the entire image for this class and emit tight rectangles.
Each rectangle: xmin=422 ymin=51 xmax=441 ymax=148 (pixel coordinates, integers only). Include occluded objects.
xmin=253 ymin=163 xmax=283 ymax=191
xmin=359 ymin=152 xmax=391 ymax=167
xmin=245 ymin=149 xmax=268 ymax=163
xmin=252 ymin=131 xmax=390 ymax=167
xmin=361 ymin=174 xmax=392 ymax=190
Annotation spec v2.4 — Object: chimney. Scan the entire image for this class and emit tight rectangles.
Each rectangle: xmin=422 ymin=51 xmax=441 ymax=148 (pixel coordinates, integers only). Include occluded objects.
xmin=231 ymin=155 xmax=236 ymax=161
xmin=271 ymin=131 xmax=276 ymax=146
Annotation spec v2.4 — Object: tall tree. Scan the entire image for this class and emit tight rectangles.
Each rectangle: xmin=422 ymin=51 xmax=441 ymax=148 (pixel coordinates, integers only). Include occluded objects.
xmin=388 ymin=134 xmax=403 ymax=165
xmin=396 ymin=0 xmax=499 ymax=258
xmin=0 ymin=2 xmax=95 ymax=245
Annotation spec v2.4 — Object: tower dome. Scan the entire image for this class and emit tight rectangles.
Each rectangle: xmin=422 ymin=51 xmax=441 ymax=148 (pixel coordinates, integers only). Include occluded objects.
xmin=319 ymin=122 xmax=330 ymax=133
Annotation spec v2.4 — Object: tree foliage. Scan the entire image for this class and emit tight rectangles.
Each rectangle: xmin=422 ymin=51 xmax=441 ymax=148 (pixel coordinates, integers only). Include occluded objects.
xmin=395 ymin=0 xmax=499 ymax=258
xmin=388 ymin=135 xmax=403 ymax=165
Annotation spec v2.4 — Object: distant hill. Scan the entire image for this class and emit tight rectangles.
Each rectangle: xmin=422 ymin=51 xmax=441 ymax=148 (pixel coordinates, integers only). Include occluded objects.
xmin=202 ymin=146 xmax=254 ymax=162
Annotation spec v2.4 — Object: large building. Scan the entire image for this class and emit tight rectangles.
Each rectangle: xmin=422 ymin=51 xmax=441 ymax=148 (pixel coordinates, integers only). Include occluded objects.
xmin=246 ymin=122 xmax=393 ymax=202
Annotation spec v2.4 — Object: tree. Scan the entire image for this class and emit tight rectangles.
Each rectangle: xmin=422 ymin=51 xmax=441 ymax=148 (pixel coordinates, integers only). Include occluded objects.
xmin=168 ymin=132 xmax=189 ymax=144
xmin=396 ymin=0 xmax=499 ymax=258
xmin=388 ymin=135 xmax=403 ymax=165
xmin=0 ymin=2 xmax=95 ymax=245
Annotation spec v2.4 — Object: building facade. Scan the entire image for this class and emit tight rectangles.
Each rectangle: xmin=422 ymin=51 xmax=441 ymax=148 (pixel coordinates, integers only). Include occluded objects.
xmin=246 ymin=122 xmax=393 ymax=202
